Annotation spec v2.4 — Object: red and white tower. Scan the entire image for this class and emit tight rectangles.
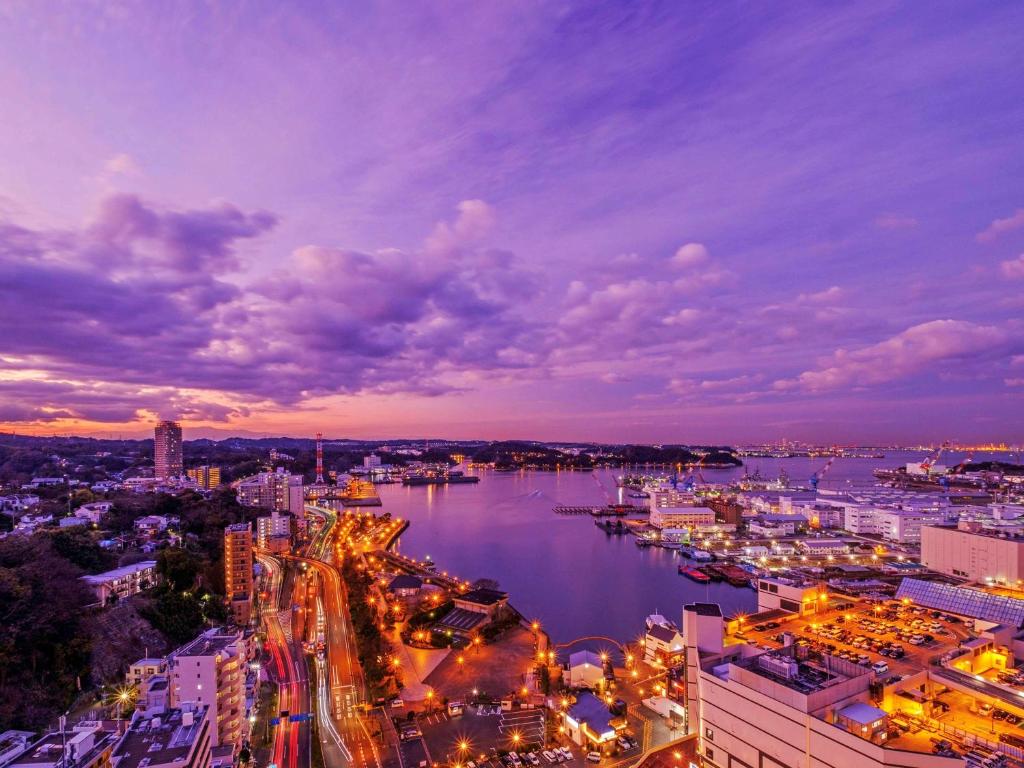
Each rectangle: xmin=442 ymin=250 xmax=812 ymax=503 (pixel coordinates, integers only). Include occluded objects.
xmin=315 ymin=431 xmax=324 ymax=484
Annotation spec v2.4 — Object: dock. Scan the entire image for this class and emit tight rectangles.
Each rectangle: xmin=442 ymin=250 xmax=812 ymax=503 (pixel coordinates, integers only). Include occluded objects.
xmin=553 ymin=503 xmax=644 ymax=516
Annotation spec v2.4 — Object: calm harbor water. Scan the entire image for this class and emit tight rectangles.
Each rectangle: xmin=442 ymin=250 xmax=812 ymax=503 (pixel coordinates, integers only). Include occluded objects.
xmin=378 ymin=450 xmax=984 ymax=645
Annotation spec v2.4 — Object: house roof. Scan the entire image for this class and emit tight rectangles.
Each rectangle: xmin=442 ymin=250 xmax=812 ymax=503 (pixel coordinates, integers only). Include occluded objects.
xmin=567 ymin=692 xmax=614 ymax=736
xmin=456 ymin=588 xmax=508 ymax=606
xmin=647 ymin=624 xmax=680 ymax=644
xmin=569 ymin=650 xmax=603 ymax=669
xmin=388 ymin=574 xmax=423 ymax=591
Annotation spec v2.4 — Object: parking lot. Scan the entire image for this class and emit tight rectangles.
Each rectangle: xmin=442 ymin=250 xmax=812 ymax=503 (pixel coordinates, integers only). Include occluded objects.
xmin=400 ymin=702 xmax=641 ymax=768
xmin=737 ymin=599 xmax=968 ymax=680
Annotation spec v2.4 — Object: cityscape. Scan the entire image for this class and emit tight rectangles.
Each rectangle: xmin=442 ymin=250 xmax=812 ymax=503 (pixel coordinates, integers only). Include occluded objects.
xmin=2 ymin=6 xmax=1024 ymax=768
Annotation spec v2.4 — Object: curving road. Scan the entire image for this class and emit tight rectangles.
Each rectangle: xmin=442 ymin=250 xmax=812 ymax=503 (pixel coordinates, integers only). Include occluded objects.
xmin=258 ymin=553 xmax=312 ymax=768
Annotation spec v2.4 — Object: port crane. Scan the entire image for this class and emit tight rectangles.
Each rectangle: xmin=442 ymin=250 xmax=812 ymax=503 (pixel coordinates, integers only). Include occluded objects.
xmin=921 ymin=440 xmax=951 ymax=471
xmin=809 ymin=457 xmax=836 ymax=490
xmin=679 ymin=454 xmax=708 ymax=490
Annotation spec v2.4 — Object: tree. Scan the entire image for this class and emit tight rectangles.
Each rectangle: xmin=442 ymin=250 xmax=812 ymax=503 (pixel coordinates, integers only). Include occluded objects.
xmin=156 ymin=548 xmax=201 ymax=591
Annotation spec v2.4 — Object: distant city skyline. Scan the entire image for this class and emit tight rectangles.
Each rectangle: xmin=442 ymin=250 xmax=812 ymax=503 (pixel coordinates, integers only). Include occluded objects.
xmin=1 ymin=4 xmax=1023 ymax=443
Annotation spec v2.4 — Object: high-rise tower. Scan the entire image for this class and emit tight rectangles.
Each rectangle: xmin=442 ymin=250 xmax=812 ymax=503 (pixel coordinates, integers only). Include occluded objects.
xmin=315 ymin=431 xmax=324 ymax=484
xmin=154 ymin=420 xmax=183 ymax=479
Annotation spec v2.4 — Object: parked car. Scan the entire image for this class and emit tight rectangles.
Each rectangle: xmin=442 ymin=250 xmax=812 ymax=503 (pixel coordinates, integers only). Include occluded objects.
xmin=586 ymin=753 xmax=602 ymax=763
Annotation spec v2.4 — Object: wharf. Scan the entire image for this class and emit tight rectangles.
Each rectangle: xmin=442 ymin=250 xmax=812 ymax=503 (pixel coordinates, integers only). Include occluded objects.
xmin=553 ymin=504 xmax=643 ymax=516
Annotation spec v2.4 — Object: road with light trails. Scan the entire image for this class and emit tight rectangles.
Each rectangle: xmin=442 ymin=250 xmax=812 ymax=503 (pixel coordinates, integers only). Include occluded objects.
xmin=258 ymin=553 xmax=312 ymax=768
xmin=297 ymin=506 xmax=385 ymax=768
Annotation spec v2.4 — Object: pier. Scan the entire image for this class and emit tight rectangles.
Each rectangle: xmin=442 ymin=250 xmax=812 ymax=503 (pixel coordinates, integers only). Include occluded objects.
xmin=553 ymin=504 xmax=643 ymax=516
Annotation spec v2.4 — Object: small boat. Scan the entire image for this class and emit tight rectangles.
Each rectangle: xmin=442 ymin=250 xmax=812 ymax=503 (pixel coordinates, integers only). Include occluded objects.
xmin=679 ymin=566 xmax=711 ymax=583
xmin=635 ymin=538 xmax=655 ymax=547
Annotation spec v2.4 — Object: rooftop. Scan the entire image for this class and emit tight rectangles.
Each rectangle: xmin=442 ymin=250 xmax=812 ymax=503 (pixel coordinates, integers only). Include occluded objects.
xmin=838 ymin=701 xmax=887 ymax=725
xmin=896 ymin=577 xmax=1024 ymax=627
xmin=566 ymin=692 xmax=615 ymax=738
xmin=81 ymin=561 xmax=157 ymax=585
xmin=685 ymin=602 xmax=722 ymax=617
xmin=388 ymin=574 xmax=422 ymax=591
xmin=112 ymin=706 xmax=208 ymax=768
xmin=173 ymin=629 xmax=240 ymax=658
xmin=568 ymin=650 xmax=603 ymax=668
xmin=455 ymin=588 xmax=508 ymax=606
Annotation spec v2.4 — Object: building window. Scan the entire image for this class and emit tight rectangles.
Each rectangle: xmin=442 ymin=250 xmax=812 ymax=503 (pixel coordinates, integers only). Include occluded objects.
xmin=705 ymin=727 xmax=714 ymax=741
xmin=705 ymin=748 xmax=714 ymax=762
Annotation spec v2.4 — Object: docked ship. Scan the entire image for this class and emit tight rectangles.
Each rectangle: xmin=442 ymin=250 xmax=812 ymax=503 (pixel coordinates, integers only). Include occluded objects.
xmin=402 ymin=468 xmax=481 ymax=486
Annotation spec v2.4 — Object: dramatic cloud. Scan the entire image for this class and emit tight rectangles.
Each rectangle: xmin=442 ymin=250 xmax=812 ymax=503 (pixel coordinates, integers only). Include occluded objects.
xmin=774 ymin=320 xmax=1013 ymax=392
xmin=0 ymin=195 xmax=541 ymax=422
xmin=977 ymin=209 xmax=1024 ymax=243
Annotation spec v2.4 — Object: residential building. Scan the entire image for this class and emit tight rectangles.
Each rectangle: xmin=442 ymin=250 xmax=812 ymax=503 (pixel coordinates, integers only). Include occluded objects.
xmin=363 ymin=454 xmax=382 ymax=469
xmin=921 ymin=524 xmax=1024 ymax=583
xmin=111 ymin=705 xmax=211 ymax=768
xmin=644 ymin=617 xmax=684 ymax=663
xmin=0 ymin=733 xmax=36 ymax=768
xmin=76 ymin=502 xmax=113 ymax=524
xmin=223 ymin=524 xmax=253 ymax=625
xmin=126 ymin=658 xmax=167 ymax=688
xmin=235 ymin=468 xmax=303 ymax=513
xmin=3 ymin=722 xmax=119 ymax=768
xmin=186 ymin=466 xmax=222 ymax=489
xmin=649 ymin=506 xmax=716 ymax=530
xmin=169 ymin=629 xmax=247 ymax=750
xmin=80 ymin=561 xmax=158 ymax=605
xmin=154 ymin=420 xmax=183 ymax=480
xmin=255 ymin=511 xmax=291 ymax=549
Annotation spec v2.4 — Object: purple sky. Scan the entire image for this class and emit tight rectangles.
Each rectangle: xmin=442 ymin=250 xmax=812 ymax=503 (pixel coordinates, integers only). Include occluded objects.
xmin=1 ymin=2 xmax=1023 ymax=443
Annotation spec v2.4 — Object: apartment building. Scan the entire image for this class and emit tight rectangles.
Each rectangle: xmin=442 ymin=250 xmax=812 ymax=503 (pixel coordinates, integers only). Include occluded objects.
xmin=168 ymin=629 xmax=247 ymax=750
xmin=126 ymin=657 xmax=167 ymax=688
xmin=111 ymin=705 xmax=211 ymax=768
xmin=186 ymin=465 xmax=222 ymax=489
xmin=255 ymin=510 xmax=292 ymax=550
xmin=154 ymin=420 xmax=183 ymax=480
xmin=3 ymin=722 xmax=120 ymax=768
xmin=80 ymin=561 xmax=158 ymax=605
xmin=235 ymin=468 xmax=303 ymax=513
xmin=223 ymin=523 xmax=253 ymax=625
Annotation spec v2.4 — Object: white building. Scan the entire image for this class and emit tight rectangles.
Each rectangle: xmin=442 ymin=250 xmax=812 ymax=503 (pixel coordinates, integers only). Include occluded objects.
xmin=235 ymin=468 xmax=304 ymax=514
xmin=565 ymin=650 xmax=607 ymax=690
xmin=169 ymin=628 xmax=248 ymax=750
xmin=363 ymin=454 xmax=382 ymax=469
xmin=843 ymin=507 xmax=946 ymax=543
xmin=649 ymin=506 xmax=716 ymax=530
xmin=255 ymin=510 xmax=292 ymax=549
xmin=80 ymin=560 xmax=158 ymax=604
